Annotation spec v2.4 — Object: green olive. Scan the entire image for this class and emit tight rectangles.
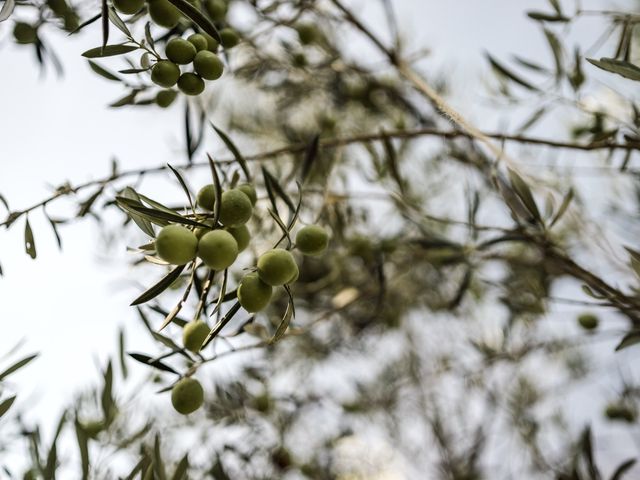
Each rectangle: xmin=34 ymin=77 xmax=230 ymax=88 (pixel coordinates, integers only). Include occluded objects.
xmin=577 ymin=313 xmax=598 ymax=331
xmin=219 ymin=28 xmax=239 ymax=49
xmin=178 ymin=73 xmax=205 ymax=96
xmin=227 ymin=225 xmax=250 ymax=252
xmin=113 ymin=0 xmax=144 ymax=15
xmin=238 ymin=273 xmax=273 ymax=312
xmin=147 ymin=0 xmax=181 ymax=28
xmin=151 ymin=60 xmax=180 ymax=88
xmin=182 ymin=320 xmax=209 ymax=352
xmin=165 ymin=37 xmax=197 ymax=64
xmin=156 ymin=89 xmax=178 ymax=108
xmin=171 ymin=377 xmax=204 ymax=414
xmin=202 ymin=33 xmax=219 ymax=52
xmin=196 ymin=184 xmax=217 ymax=210
xmin=219 ymin=189 xmax=253 ymax=227
xmin=188 ymin=33 xmax=209 ymax=52
xmin=295 ymin=225 xmax=329 ymax=256
xmin=295 ymin=23 xmax=319 ymax=45
xmin=13 ymin=23 xmax=37 ymax=44
xmin=155 ymin=224 xmax=198 ymax=265
xmin=193 ymin=51 xmax=224 ymax=80
xmin=237 ymin=183 xmax=257 ymax=206
xmin=257 ymin=249 xmax=297 ymax=286
xmin=198 ymin=230 xmax=238 ymax=270
xmin=204 ymin=0 xmax=226 ymax=20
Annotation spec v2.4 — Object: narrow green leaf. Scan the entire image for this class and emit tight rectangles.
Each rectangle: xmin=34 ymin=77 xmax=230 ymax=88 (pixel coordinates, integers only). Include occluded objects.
xmin=611 ymin=459 xmax=636 ymax=480
xmin=117 ymin=197 xmax=208 ymax=227
xmin=101 ymin=0 xmax=109 ymax=49
xmin=508 ymin=168 xmax=541 ymax=222
xmin=549 ymin=188 xmax=573 ymax=227
xmin=486 ymin=53 xmax=539 ymax=91
xmin=202 ymin=301 xmax=241 ymax=348
xmin=0 ymin=396 xmax=16 ymax=418
xmin=0 ymin=354 xmax=38 ymax=381
xmin=101 ymin=361 xmax=114 ymax=422
xmin=211 ymin=124 xmax=252 ymax=182
xmin=24 ymin=218 xmax=36 ymax=259
xmin=119 ymin=328 xmax=128 ymax=379
xmin=0 ymin=0 xmax=16 ymax=22
xmin=167 ymin=164 xmax=195 ymax=212
xmin=615 ymin=331 xmax=640 ymax=351
xmin=153 ymin=434 xmax=167 ymax=480
xmin=270 ymin=291 xmax=294 ymax=344
xmin=166 ymin=0 xmax=220 ymax=42
xmin=171 ymin=454 xmax=189 ymax=480
xmin=88 ymin=61 xmax=120 ymax=81
xmin=120 ymin=187 xmax=155 ymax=237
xmin=207 ymin=154 xmax=222 ymax=226
xmin=526 ymin=11 xmax=569 ymax=22
xmin=44 ymin=210 xmax=63 ymax=249
xmin=68 ymin=13 xmax=101 ymax=36
xmin=110 ymin=90 xmax=139 ymax=107
xmin=587 ymin=57 xmax=640 ymax=81
xmin=82 ymin=44 xmax=137 ymax=58
xmin=128 ymin=353 xmax=179 ymax=374
xmin=262 ymin=167 xmax=295 ymax=212
xmin=107 ymin=5 xmax=131 ymax=37
xmin=130 ymin=265 xmax=186 ymax=306
xmin=543 ymin=28 xmax=564 ymax=80
xmin=300 ymin=134 xmax=319 ymax=183
xmin=74 ymin=420 xmax=90 ymax=480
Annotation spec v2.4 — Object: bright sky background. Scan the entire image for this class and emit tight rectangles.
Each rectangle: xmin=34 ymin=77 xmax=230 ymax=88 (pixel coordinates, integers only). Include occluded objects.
xmin=1 ymin=0 xmax=638 ymax=476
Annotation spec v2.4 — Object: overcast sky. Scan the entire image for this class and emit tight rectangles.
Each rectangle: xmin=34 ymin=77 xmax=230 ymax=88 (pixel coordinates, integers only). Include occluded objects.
xmin=1 ymin=0 xmax=637 ymax=475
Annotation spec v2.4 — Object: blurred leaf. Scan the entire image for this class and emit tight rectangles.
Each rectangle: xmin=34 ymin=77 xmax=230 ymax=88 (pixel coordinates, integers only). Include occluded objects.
xmin=581 ymin=427 xmax=600 ymax=480
xmin=211 ymin=124 xmax=252 ymax=182
xmin=101 ymin=361 xmax=114 ymax=422
xmin=153 ymin=434 xmax=167 ymax=480
xmin=172 ymin=454 xmax=189 ymax=480
xmin=101 ymin=0 xmax=109 ymax=49
xmin=543 ymin=29 xmax=564 ymax=80
xmin=119 ymin=328 xmax=128 ymax=379
xmin=144 ymin=22 xmax=155 ymax=50
xmin=548 ymin=0 xmax=562 ymax=14
xmin=110 ymin=90 xmax=139 ymax=107
xmin=549 ymin=188 xmax=573 ymax=227
xmin=517 ymin=106 xmax=547 ymax=133
xmin=587 ymin=58 xmax=640 ymax=81
xmin=207 ymin=154 xmax=222 ymax=226
xmin=527 ymin=11 xmax=569 ymax=22
xmin=611 ymin=459 xmax=636 ymax=480
xmin=88 ymin=61 xmax=120 ymax=81
xmin=382 ymin=134 xmax=405 ymax=193
xmin=24 ymin=218 xmax=36 ymax=259
xmin=74 ymin=420 xmax=89 ymax=480
xmin=130 ymin=265 xmax=186 ymax=306
xmin=82 ymin=44 xmax=137 ymax=58
xmin=77 ymin=187 xmax=104 ymax=216
xmin=68 ymin=13 xmax=101 ymax=35
xmin=44 ymin=210 xmax=63 ymax=249
xmin=508 ymin=168 xmax=541 ymax=222
xmin=270 ymin=288 xmax=294 ymax=344
xmin=0 ymin=353 xmax=37 ymax=381
xmin=0 ymin=396 xmax=16 ymax=419
xmin=167 ymin=0 xmax=220 ymax=42
xmin=0 ymin=0 xmax=15 ymax=22
xmin=486 ymin=53 xmax=539 ymax=90
xmin=615 ymin=331 xmax=640 ymax=351
xmin=300 ymin=134 xmax=319 ymax=183
xmin=262 ymin=166 xmax=295 ymax=212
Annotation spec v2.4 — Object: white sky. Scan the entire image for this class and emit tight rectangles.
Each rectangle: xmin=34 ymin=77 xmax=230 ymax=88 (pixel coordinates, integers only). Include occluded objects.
xmin=1 ymin=0 xmax=638 ymax=476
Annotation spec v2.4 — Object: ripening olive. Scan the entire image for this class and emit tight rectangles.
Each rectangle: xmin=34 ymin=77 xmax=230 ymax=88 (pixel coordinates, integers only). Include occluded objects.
xmin=182 ymin=320 xmax=209 ymax=352
xmin=219 ymin=189 xmax=253 ymax=227
xmin=147 ymin=0 xmax=181 ymax=28
xmin=238 ymin=273 xmax=273 ymax=312
xmin=155 ymin=224 xmax=198 ymax=265
xmin=204 ymin=0 xmax=226 ymax=20
xmin=219 ymin=28 xmax=239 ymax=49
xmin=156 ymin=89 xmax=178 ymax=108
xmin=113 ymin=0 xmax=144 ymax=15
xmin=188 ymin=33 xmax=208 ymax=52
xmin=198 ymin=230 xmax=238 ymax=270
xmin=165 ymin=37 xmax=197 ymax=64
xmin=178 ymin=73 xmax=205 ymax=96
xmin=151 ymin=60 xmax=180 ymax=88
xmin=193 ymin=51 xmax=223 ymax=80
xmin=227 ymin=225 xmax=250 ymax=252
xmin=171 ymin=377 xmax=204 ymax=414
xmin=577 ymin=313 xmax=598 ymax=331
xmin=296 ymin=225 xmax=329 ymax=256
xmin=13 ymin=22 xmax=37 ymax=44
xmin=257 ymin=249 xmax=297 ymax=286
xmin=196 ymin=184 xmax=217 ymax=210
xmin=237 ymin=183 xmax=257 ymax=206
xmin=202 ymin=33 xmax=219 ymax=51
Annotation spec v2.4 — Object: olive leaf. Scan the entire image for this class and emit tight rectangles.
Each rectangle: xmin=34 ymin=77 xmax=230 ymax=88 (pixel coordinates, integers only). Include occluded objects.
xmin=167 ymin=164 xmax=195 ymax=213
xmin=508 ymin=168 xmax=541 ymax=223
xmin=270 ymin=287 xmax=295 ymax=344
xmin=300 ymin=134 xmax=319 ymax=183
xmin=119 ymin=187 xmax=155 ymax=237
xmin=207 ymin=154 xmax=222 ymax=226
xmin=211 ymin=124 xmax=252 ymax=182
xmin=615 ymin=331 xmax=640 ymax=351
xmin=0 ymin=396 xmax=16 ymax=419
xmin=0 ymin=353 xmax=38 ymax=381
xmin=82 ymin=44 xmax=138 ymax=58
xmin=24 ymin=218 xmax=36 ymax=259
xmin=128 ymin=353 xmax=179 ymax=374
xmin=68 ymin=13 xmax=101 ymax=35
xmin=486 ymin=53 xmax=539 ymax=91
xmin=88 ymin=61 xmax=120 ymax=81
xmin=587 ymin=58 xmax=640 ymax=82
xmin=0 ymin=0 xmax=16 ymax=22
xmin=130 ymin=264 xmax=186 ymax=306
xmin=202 ymin=301 xmax=241 ymax=348
xmin=107 ymin=6 xmax=131 ymax=38
xmin=526 ymin=11 xmax=569 ymax=22
xmin=166 ymin=0 xmax=220 ymax=42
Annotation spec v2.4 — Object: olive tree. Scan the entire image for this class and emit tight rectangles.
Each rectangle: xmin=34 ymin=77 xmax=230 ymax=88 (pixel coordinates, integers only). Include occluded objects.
xmin=1 ymin=0 xmax=640 ymax=478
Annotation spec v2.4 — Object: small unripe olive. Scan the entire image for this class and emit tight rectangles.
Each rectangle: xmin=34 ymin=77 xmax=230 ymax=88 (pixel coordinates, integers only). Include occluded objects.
xmin=202 ymin=33 xmax=219 ymax=52
xmin=295 ymin=23 xmax=319 ymax=45
xmin=151 ymin=60 xmax=180 ymax=88
xmin=238 ymin=273 xmax=273 ymax=312
xmin=13 ymin=22 xmax=37 ymax=44
xmin=257 ymin=249 xmax=297 ymax=286
xmin=193 ymin=50 xmax=224 ymax=80
xmin=219 ymin=28 xmax=239 ymax=49
xmin=178 ymin=73 xmax=205 ymax=96
xmin=237 ymin=183 xmax=257 ymax=206
xmin=204 ymin=0 xmax=226 ymax=20
xmin=188 ymin=33 xmax=208 ymax=52
xmin=296 ymin=225 xmax=329 ymax=256
xmin=219 ymin=189 xmax=253 ymax=227
xmin=198 ymin=230 xmax=238 ymax=270
xmin=171 ymin=377 xmax=204 ymax=414
xmin=113 ymin=0 xmax=144 ymax=15
xmin=271 ymin=446 xmax=292 ymax=470
xmin=196 ymin=184 xmax=217 ymax=210
xmin=577 ymin=313 xmax=598 ymax=330
xmin=605 ymin=403 xmax=636 ymax=423
xmin=147 ymin=0 xmax=181 ymax=28
xmin=165 ymin=37 xmax=197 ymax=64
xmin=155 ymin=224 xmax=198 ymax=265
xmin=227 ymin=225 xmax=250 ymax=252
xmin=182 ymin=320 xmax=209 ymax=352
xmin=156 ymin=89 xmax=178 ymax=108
